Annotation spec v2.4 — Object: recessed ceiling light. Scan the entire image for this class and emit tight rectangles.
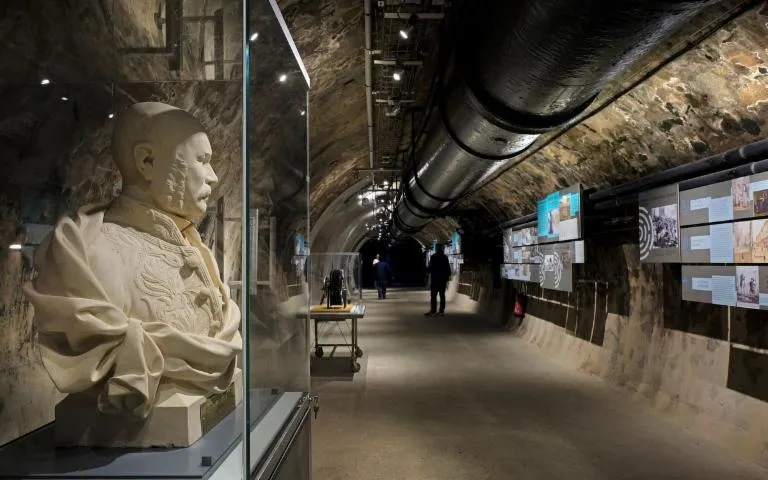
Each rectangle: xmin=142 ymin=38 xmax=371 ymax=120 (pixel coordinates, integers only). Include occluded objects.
xmin=279 ymin=74 xmax=287 ymax=83
xmin=108 ymin=113 xmax=115 ymax=119
xmin=300 ymin=109 xmax=306 ymax=116
xmin=61 ymin=96 xmax=68 ymax=101
xmin=392 ymin=71 xmax=402 ymax=82
xmin=250 ymin=32 xmax=259 ymax=42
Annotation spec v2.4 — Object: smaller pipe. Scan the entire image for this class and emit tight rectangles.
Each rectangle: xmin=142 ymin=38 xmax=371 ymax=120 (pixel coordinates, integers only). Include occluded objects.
xmin=499 ymin=213 xmax=537 ymax=230
xmin=594 ymin=156 xmax=768 ymax=211
xmin=364 ymin=0 xmax=375 ymax=170
xmin=589 ymin=138 xmax=768 ymax=202
xmin=483 ymin=218 xmax=537 ymax=236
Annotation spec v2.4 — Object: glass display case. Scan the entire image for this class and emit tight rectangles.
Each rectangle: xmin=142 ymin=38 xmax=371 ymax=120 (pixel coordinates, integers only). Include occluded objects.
xmin=0 ymin=1 xmax=311 ymax=479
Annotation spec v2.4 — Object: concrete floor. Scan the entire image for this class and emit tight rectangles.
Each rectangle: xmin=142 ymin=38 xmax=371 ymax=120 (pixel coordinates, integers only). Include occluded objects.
xmin=310 ymin=289 xmax=768 ymax=480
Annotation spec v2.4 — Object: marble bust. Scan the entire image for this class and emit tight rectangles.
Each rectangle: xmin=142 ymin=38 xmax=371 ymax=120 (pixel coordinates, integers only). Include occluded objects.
xmin=25 ymin=102 xmax=243 ymax=447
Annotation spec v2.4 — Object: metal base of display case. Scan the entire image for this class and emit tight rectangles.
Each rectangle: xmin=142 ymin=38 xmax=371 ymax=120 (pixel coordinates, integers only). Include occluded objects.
xmin=0 ymin=390 xmax=310 ymax=480
xmin=309 ymin=303 xmax=366 ymax=372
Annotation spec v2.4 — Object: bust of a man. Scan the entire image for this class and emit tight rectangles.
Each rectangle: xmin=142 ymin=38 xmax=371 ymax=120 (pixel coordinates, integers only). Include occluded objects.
xmin=25 ymin=102 xmax=243 ymax=447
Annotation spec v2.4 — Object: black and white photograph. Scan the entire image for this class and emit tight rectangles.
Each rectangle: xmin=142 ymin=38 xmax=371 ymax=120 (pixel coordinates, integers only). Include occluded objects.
xmin=651 ymin=204 xmax=679 ymax=249
xmin=736 ymin=265 xmax=759 ymax=309
xmin=544 ymin=254 xmax=555 ymax=272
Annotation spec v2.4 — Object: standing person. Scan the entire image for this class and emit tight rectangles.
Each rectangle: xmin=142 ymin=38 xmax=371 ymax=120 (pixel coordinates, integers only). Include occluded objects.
xmin=374 ymin=256 xmax=392 ymax=299
xmin=426 ymin=244 xmax=451 ymax=316
xmin=372 ymin=254 xmax=380 ymax=293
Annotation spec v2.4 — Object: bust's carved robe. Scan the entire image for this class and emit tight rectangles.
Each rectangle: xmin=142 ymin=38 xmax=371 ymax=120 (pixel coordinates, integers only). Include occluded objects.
xmin=25 ymin=196 xmax=242 ymax=419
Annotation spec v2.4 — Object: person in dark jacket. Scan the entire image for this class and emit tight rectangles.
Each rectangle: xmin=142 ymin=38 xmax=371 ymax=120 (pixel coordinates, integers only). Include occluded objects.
xmin=374 ymin=256 xmax=392 ymax=299
xmin=426 ymin=244 xmax=451 ymax=316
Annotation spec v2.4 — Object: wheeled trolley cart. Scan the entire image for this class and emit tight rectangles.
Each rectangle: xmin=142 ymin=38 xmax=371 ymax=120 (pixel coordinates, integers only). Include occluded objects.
xmin=309 ymin=303 xmax=366 ymax=372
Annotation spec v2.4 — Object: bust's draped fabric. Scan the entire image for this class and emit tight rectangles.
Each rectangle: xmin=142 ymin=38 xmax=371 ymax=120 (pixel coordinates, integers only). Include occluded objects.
xmin=25 ymin=196 xmax=243 ymax=419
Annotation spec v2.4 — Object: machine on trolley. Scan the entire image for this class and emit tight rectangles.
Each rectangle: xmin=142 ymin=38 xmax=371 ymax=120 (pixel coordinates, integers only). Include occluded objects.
xmin=308 ymin=253 xmax=365 ymax=372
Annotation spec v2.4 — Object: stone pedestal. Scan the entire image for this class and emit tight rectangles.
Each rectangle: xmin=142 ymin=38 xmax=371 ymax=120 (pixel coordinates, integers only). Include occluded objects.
xmin=54 ymin=370 xmax=243 ymax=448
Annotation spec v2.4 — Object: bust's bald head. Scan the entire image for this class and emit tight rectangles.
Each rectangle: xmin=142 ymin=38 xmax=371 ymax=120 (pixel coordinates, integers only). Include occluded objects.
xmin=111 ymin=102 xmax=218 ymax=222
xmin=112 ymin=102 xmax=204 ymax=182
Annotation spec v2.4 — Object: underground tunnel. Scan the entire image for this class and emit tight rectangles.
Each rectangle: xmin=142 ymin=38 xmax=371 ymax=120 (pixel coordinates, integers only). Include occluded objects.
xmin=1 ymin=0 xmax=768 ymax=478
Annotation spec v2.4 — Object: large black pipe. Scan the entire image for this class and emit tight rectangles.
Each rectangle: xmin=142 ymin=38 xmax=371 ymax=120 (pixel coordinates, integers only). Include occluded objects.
xmin=391 ymin=0 xmax=719 ymax=242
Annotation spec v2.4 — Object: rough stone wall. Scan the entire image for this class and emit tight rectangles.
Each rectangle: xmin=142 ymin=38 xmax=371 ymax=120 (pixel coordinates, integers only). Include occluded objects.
xmin=278 ymin=0 xmax=368 ymax=225
xmin=460 ymin=231 xmax=768 ymax=467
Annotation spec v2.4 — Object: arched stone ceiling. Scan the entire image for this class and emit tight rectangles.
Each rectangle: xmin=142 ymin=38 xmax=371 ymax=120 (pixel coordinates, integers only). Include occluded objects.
xmin=281 ymin=1 xmax=768 ymax=239
xmin=459 ymin=5 xmax=768 ymax=224
xmin=278 ymin=0 xmax=368 ymax=226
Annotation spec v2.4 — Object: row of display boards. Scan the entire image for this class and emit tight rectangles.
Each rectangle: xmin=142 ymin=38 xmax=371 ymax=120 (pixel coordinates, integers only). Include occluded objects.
xmin=424 ymin=232 xmax=464 ymax=275
xmin=639 ymin=171 xmax=768 ymax=309
xmin=501 ymin=184 xmax=586 ymax=293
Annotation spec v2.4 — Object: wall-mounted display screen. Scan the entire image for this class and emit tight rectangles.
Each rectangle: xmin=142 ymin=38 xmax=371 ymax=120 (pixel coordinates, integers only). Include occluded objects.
xmin=425 ymin=239 xmax=436 ymax=266
xmin=679 ymin=171 xmax=768 ymax=226
xmin=449 ymin=231 xmax=462 ymax=255
xmin=638 ymin=183 xmax=681 ymax=263
xmin=682 ymin=264 xmax=768 ymax=309
xmin=537 ymin=184 xmax=582 ymax=244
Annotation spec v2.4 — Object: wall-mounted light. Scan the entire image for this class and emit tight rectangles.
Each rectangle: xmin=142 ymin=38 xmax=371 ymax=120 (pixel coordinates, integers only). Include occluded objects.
xmin=61 ymin=96 xmax=68 ymax=101
xmin=40 ymin=78 xmax=51 ymax=86
xmin=300 ymin=109 xmax=306 ymax=116
xmin=392 ymin=70 xmax=403 ymax=82
xmin=278 ymin=73 xmax=288 ymax=83
xmin=250 ymin=32 xmax=259 ymax=42
xmin=108 ymin=113 xmax=115 ymax=119
xmin=398 ymin=14 xmax=417 ymax=40
xmin=8 ymin=244 xmax=22 ymax=251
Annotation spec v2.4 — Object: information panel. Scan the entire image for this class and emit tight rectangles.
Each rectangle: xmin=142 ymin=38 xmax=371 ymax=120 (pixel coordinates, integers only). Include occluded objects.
xmin=638 ymin=184 xmax=681 ymax=263
xmin=680 ymin=171 xmax=768 ymax=226
xmin=682 ymin=264 xmax=768 ymax=309
xmin=501 ymin=264 xmax=538 ymax=282
xmin=534 ymin=242 xmax=576 ymax=292
xmin=682 ymin=265 xmax=737 ymax=306
xmin=503 ymin=226 xmax=537 ymax=263
xmin=680 ymin=224 xmax=734 ymax=264
xmin=501 ymin=240 xmax=583 ymax=292
xmin=537 ymin=184 xmax=582 ymax=244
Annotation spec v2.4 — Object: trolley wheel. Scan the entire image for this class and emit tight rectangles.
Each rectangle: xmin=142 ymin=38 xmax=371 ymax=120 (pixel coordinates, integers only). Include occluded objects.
xmin=352 ymin=362 xmax=361 ymax=373
xmin=355 ymin=346 xmax=364 ymax=358
xmin=315 ymin=347 xmax=324 ymax=358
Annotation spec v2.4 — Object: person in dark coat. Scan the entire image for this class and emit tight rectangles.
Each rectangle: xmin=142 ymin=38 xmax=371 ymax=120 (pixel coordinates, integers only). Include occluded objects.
xmin=374 ymin=256 xmax=392 ymax=299
xmin=426 ymin=244 xmax=451 ymax=316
